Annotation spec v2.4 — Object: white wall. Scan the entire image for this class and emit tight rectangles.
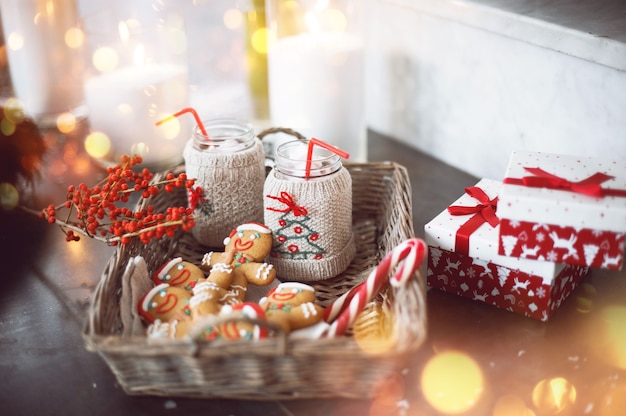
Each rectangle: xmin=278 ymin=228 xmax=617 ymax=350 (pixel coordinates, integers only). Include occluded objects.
xmin=365 ymin=0 xmax=626 ymax=179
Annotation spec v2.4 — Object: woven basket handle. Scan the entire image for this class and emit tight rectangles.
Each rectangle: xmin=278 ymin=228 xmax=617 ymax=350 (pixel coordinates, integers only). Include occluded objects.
xmin=257 ymin=127 xmax=307 ymax=170
xmin=257 ymin=126 xmax=306 ymax=142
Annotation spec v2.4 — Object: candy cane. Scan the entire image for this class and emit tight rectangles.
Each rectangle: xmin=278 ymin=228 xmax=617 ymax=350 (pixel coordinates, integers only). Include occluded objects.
xmin=323 ymin=238 xmax=426 ymax=338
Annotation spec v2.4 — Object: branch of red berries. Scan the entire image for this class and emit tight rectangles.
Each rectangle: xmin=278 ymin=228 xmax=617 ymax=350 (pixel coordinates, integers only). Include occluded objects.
xmin=27 ymin=155 xmax=198 ymax=246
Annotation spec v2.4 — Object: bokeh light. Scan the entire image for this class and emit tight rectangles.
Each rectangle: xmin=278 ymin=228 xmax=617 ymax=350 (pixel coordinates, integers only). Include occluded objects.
xmin=369 ymin=372 xmax=406 ymax=416
xmin=0 ymin=182 xmax=19 ymax=210
xmin=321 ymin=8 xmax=347 ymax=31
xmin=7 ymin=32 xmax=24 ymax=51
xmin=251 ymin=28 xmax=269 ymax=54
xmin=599 ymin=305 xmax=626 ymax=369
xmin=117 ymin=103 xmax=134 ymax=117
xmin=575 ymin=283 xmax=596 ymax=314
xmin=353 ymin=303 xmax=397 ymax=354
xmin=44 ymin=0 xmax=54 ymax=16
xmin=493 ymin=394 xmax=535 ymax=416
xmin=144 ymin=84 xmax=157 ymax=98
xmin=285 ymin=0 xmax=299 ymax=10
xmin=156 ymin=113 xmax=181 ymax=140
xmin=1 ymin=118 xmax=16 ymax=136
xmin=130 ymin=142 xmax=150 ymax=158
xmin=92 ymin=46 xmax=119 ymax=72
xmin=64 ymin=27 xmax=84 ymax=49
xmin=223 ymin=8 xmax=243 ymax=30
xmin=531 ymin=377 xmax=576 ymax=414
xmin=2 ymin=97 xmax=23 ymax=135
xmin=56 ymin=112 xmax=77 ymax=133
xmin=84 ymin=131 xmax=111 ymax=159
xmin=70 ymin=154 xmax=92 ymax=176
xmin=421 ymin=351 xmax=484 ymax=414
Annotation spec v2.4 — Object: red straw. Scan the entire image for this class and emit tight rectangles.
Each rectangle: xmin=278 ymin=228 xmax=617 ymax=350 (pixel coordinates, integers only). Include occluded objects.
xmin=155 ymin=107 xmax=208 ymax=138
xmin=305 ymin=138 xmax=350 ymax=178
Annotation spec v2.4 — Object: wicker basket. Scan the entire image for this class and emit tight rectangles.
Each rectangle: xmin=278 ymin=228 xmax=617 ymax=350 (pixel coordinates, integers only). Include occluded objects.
xmin=83 ymin=160 xmax=427 ymax=400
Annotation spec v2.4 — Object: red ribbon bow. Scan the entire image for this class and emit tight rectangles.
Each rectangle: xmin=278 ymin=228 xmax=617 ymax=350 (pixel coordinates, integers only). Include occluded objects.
xmin=266 ymin=191 xmax=308 ymax=216
xmin=447 ymin=186 xmax=499 ymax=255
xmin=503 ymin=167 xmax=626 ymax=198
xmin=188 ymin=186 xmax=205 ymax=211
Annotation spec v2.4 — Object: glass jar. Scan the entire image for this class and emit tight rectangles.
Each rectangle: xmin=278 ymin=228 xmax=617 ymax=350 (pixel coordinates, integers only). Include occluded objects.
xmin=183 ymin=119 xmax=265 ymax=247
xmin=264 ymin=139 xmax=356 ymax=281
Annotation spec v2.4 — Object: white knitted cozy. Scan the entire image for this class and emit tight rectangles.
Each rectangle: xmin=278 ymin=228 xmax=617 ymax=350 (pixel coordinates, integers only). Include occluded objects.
xmin=263 ymin=167 xmax=356 ymax=281
xmin=183 ymin=138 xmax=265 ymax=247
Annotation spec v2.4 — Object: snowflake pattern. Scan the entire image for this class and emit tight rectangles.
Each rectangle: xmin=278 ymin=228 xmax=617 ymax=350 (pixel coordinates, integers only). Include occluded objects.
xmin=427 ymin=247 xmax=588 ymax=321
xmin=546 ymin=251 xmax=559 ymax=262
xmin=591 ymin=229 xmax=604 ymax=237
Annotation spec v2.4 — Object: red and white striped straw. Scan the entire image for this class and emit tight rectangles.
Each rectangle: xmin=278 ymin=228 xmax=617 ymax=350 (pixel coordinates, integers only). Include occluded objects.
xmin=323 ymin=238 xmax=427 ymax=338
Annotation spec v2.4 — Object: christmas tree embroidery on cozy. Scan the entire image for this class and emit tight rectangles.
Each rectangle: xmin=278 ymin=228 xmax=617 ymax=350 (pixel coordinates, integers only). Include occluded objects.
xmin=266 ymin=191 xmax=325 ymax=261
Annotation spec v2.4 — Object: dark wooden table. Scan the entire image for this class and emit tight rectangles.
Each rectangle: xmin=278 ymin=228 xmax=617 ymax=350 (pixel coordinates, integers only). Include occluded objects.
xmin=2 ymin=126 xmax=625 ymax=416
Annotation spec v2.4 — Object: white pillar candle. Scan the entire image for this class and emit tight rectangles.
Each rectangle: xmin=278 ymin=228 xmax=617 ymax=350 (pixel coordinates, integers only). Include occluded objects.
xmin=0 ymin=0 xmax=85 ymax=124
xmin=268 ymin=31 xmax=366 ymax=162
xmin=83 ymin=63 xmax=190 ymax=168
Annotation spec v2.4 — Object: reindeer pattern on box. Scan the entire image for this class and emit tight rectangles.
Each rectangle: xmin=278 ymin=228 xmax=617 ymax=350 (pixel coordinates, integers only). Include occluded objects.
xmin=499 ymin=221 xmax=625 ymax=270
xmin=427 ymin=246 xmax=588 ymax=321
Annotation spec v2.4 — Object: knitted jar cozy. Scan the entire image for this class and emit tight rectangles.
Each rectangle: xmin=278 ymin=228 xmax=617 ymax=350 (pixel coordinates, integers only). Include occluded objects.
xmin=183 ymin=138 xmax=265 ymax=247
xmin=264 ymin=167 xmax=356 ymax=281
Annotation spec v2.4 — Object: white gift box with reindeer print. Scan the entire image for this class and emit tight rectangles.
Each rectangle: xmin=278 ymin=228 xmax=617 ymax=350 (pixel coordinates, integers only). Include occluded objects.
xmin=424 ymin=178 xmax=588 ymax=321
xmin=498 ymin=151 xmax=626 ymax=270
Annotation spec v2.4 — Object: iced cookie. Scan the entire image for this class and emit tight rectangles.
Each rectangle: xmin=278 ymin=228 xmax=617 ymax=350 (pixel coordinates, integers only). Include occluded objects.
xmin=138 ymin=283 xmax=192 ymax=324
xmin=217 ymin=302 xmax=269 ymax=340
xmin=153 ymin=257 xmax=205 ymax=292
xmin=259 ymin=282 xmax=323 ymax=333
xmin=191 ymin=302 xmax=269 ymax=341
xmin=201 ymin=222 xmax=277 ymax=303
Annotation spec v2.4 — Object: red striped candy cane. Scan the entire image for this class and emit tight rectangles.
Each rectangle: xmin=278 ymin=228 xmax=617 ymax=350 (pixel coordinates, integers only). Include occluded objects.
xmin=323 ymin=238 xmax=427 ymax=337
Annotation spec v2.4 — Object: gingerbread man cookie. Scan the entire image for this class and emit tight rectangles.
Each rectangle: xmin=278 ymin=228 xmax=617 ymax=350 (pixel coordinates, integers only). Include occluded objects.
xmin=138 ymin=283 xmax=192 ymax=324
xmin=143 ymin=280 xmax=231 ymax=340
xmin=259 ymin=282 xmax=324 ymax=333
xmin=144 ymin=280 xmax=229 ymax=340
xmin=201 ymin=223 xmax=277 ymax=303
xmin=188 ymin=280 xmax=229 ymax=316
xmin=153 ymin=257 xmax=205 ymax=291
xmin=191 ymin=302 xmax=269 ymax=341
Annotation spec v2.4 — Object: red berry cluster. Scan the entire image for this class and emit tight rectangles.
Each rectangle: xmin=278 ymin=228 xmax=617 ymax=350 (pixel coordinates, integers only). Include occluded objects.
xmin=39 ymin=155 xmax=197 ymax=246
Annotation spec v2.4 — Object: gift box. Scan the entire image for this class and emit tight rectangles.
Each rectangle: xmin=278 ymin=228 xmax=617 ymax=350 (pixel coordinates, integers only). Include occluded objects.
xmin=424 ymin=178 xmax=588 ymax=321
xmin=498 ymin=151 xmax=626 ymax=270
